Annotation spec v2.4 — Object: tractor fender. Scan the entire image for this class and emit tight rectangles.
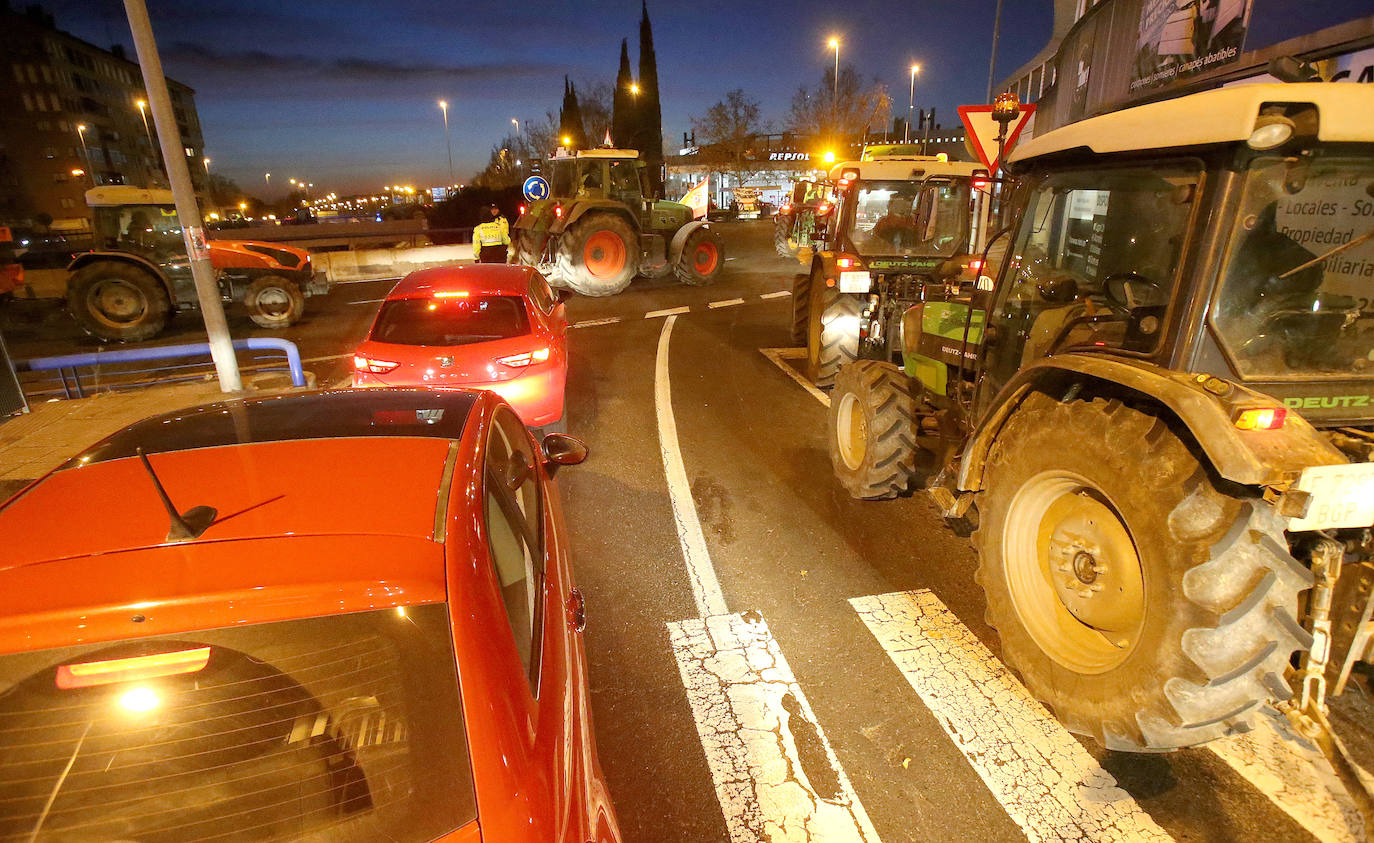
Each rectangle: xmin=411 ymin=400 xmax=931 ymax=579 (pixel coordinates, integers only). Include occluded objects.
xmin=668 ymin=220 xmax=713 ymax=264
xmin=562 ymin=200 xmax=638 ymax=236
xmin=66 ymin=251 xmax=176 ymax=300
xmin=956 ymin=354 xmax=1345 ymax=493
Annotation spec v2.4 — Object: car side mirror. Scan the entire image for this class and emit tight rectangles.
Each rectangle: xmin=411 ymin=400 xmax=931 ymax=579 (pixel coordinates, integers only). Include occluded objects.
xmin=541 ymin=432 xmax=587 ymax=475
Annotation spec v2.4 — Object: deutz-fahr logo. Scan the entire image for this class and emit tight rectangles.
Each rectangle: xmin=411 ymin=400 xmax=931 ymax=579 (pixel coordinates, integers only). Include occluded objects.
xmin=1284 ymin=395 xmax=1372 ymax=410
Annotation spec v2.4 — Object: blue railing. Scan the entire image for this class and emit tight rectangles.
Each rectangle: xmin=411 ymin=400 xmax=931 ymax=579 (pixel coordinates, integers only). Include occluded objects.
xmin=16 ymin=338 xmax=306 ymax=398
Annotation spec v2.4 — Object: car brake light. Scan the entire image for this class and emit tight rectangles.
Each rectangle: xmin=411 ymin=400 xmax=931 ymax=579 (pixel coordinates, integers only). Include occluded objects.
xmin=433 ymin=291 xmax=469 ymax=298
xmin=1234 ymin=407 xmax=1287 ymax=431
xmin=354 ymin=355 xmax=400 ymax=374
xmin=56 ymin=647 xmax=211 ymax=689
xmin=496 ymin=347 xmax=551 ymax=368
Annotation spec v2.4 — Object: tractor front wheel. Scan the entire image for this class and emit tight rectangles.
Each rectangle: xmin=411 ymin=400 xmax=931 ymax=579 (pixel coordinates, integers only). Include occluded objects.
xmin=975 ymin=392 xmax=1312 ymax=751
xmin=829 ymin=361 xmax=922 ymax=499
xmin=675 ymin=227 xmax=724 ymax=286
xmin=243 ymin=275 xmax=305 ymax=329
xmin=557 ymin=215 xmax=639 ymax=297
xmin=804 ymin=277 xmax=861 ymax=388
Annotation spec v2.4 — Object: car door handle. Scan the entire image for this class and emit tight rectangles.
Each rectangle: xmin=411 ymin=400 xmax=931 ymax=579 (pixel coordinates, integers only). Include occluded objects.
xmin=567 ymin=587 xmax=586 ymax=633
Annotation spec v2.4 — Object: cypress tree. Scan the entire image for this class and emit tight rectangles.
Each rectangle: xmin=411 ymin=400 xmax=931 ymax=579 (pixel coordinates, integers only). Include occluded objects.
xmin=635 ymin=0 xmax=664 ymax=195
xmin=558 ymin=76 xmax=588 ymax=150
xmin=612 ymin=39 xmax=636 ymax=149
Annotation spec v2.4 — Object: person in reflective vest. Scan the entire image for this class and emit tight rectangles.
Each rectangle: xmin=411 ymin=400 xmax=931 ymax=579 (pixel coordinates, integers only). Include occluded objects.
xmin=473 ymin=206 xmax=510 ymax=263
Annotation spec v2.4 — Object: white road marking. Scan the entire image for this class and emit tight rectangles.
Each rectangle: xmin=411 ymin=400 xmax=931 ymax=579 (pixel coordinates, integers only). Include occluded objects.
xmin=669 ymin=611 xmax=882 ymax=843
xmin=654 ymin=314 xmax=728 ymax=618
xmin=333 ymin=276 xmax=403 ymax=285
xmin=657 ymin=315 xmax=878 ymax=840
xmin=646 ymin=305 xmax=691 ymax=319
xmin=571 ymin=317 xmax=622 ymax=328
xmin=1210 ymin=712 xmax=1364 ymax=843
xmin=347 ymin=298 xmax=386 ymax=305
xmin=851 ymin=589 xmax=1173 ymax=843
xmin=760 ymin=348 xmax=830 ymax=408
xmin=708 ymin=298 xmax=746 ymax=309
xmin=301 ymin=352 xmax=353 ymax=364
xmin=760 ymin=290 xmax=791 ymax=300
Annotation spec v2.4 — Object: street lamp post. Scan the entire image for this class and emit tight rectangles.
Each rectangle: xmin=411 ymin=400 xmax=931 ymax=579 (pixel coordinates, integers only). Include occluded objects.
xmin=75 ymin=124 xmax=93 ymax=184
xmin=907 ymin=64 xmax=920 ymax=143
xmin=438 ymin=100 xmax=454 ymax=186
xmin=828 ymin=38 xmax=840 ymax=102
xmin=135 ymin=98 xmax=159 ymax=179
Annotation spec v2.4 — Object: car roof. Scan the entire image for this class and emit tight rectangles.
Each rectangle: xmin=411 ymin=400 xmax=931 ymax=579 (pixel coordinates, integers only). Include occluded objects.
xmin=1010 ymin=82 xmax=1374 ymax=164
xmin=388 ymin=264 xmax=537 ymax=300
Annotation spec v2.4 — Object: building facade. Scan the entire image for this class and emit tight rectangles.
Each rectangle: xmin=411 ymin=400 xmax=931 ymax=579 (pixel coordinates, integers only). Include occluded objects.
xmin=997 ymin=0 xmax=1373 ymax=141
xmin=0 ymin=4 xmax=207 ymax=233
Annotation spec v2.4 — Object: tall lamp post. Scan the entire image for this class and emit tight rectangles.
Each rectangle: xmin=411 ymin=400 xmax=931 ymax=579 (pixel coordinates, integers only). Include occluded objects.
xmin=906 ymin=64 xmax=920 ymax=143
xmin=828 ymin=37 xmax=840 ymax=102
xmin=439 ymin=100 xmax=454 ymax=187
xmin=135 ymin=97 xmax=159 ymax=179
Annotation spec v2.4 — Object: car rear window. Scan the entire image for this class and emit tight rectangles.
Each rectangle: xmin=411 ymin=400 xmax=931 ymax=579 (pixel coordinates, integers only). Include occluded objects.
xmin=372 ymin=296 xmax=529 ymax=346
xmin=0 ymin=604 xmax=475 ymax=841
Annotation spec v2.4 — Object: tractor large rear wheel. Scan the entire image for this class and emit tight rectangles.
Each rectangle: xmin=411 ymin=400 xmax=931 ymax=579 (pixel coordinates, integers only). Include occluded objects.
xmin=804 ymin=278 xmax=861 ymax=388
xmin=975 ymin=392 xmax=1312 ymax=751
xmin=789 ymin=273 xmax=811 ymax=346
xmin=829 ymin=361 xmax=921 ymax=499
xmin=774 ymin=216 xmax=793 ymax=258
xmin=556 ymin=215 xmax=639 ymax=297
xmin=67 ymin=261 xmax=170 ymax=342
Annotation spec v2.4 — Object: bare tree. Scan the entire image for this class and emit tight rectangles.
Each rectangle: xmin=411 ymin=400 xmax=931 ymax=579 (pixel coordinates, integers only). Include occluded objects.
xmin=787 ymin=64 xmax=891 ymax=149
xmin=580 ymin=81 xmax=614 ymax=146
xmin=690 ymin=89 xmax=766 ymax=189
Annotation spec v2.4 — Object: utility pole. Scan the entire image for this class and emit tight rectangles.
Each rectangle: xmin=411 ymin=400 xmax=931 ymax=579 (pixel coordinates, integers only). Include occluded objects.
xmin=986 ymin=0 xmax=1005 ymax=102
xmin=122 ymin=0 xmax=240 ymax=392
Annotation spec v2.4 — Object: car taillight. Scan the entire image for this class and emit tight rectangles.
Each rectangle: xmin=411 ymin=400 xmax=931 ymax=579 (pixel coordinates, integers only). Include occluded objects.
xmin=1234 ymin=407 xmax=1287 ymax=431
xmin=354 ymin=354 xmax=400 ymax=374
xmin=56 ymin=647 xmax=211 ymax=689
xmin=496 ymin=347 xmax=551 ymax=368
xmin=433 ymin=290 xmax=469 ymax=298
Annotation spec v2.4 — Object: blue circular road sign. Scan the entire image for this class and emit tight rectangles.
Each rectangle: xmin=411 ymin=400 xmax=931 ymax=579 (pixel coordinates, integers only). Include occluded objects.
xmin=523 ymin=176 xmax=550 ymax=202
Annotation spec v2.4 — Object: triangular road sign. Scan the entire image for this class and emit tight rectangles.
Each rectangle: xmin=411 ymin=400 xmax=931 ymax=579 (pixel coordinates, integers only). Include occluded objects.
xmin=958 ymin=104 xmax=1036 ymax=172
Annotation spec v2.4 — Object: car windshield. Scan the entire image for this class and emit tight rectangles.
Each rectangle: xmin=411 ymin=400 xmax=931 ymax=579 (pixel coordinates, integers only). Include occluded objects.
xmin=1213 ymin=152 xmax=1374 ymax=379
xmin=847 ymin=179 xmax=970 ymax=257
xmin=372 ymin=295 xmax=530 ymax=346
xmin=0 ymin=604 xmax=475 ymax=841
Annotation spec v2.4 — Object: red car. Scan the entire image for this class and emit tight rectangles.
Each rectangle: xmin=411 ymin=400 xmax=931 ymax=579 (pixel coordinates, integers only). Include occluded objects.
xmin=0 ymin=388 xmax=619 ymax=842
xmin=353 ymin=265 xmax=569 ymax=429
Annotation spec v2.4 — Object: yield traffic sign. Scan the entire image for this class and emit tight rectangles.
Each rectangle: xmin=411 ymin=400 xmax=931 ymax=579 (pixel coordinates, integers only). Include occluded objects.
xmin=958 ymin=103 xmax=1036 ymax=172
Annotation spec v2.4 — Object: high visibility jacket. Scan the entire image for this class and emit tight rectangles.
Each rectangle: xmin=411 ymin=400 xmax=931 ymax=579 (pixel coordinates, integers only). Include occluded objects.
xmin=497 ymin=215 xmax=509 ymax=238
xmin=474 ymin=220 xmax=509 ymax=248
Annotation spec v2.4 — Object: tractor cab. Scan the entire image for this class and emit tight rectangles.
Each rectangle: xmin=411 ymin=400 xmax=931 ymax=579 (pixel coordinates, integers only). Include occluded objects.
xmin=87 ymin=187 xmax=192 ymax=266
xmin=548 ymin=150 xmax=651 ymax=208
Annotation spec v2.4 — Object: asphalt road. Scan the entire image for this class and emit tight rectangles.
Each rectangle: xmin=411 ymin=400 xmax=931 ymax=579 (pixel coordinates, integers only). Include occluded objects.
xmin=3 ymin=221 xmax=1366 ymax=842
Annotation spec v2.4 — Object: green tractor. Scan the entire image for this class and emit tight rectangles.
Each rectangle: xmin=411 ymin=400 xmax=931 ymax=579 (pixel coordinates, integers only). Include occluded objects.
xmin=511 ymin=149 xmax=724 ymax=296
xmin=773 ymin=178 xmax=836 ymax=260
xmin=795 ymin=152 xmax=993 ymax=373
xmin=827 ymin=81 xmax=1374 ymax=786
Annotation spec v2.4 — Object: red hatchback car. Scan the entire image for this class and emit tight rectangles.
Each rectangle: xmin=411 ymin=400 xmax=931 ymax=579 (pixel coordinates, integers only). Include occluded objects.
xmin=353 ymin=265 xmax=569 ymax=429
xmin=0 ymin=388 xmax=619 ymax=842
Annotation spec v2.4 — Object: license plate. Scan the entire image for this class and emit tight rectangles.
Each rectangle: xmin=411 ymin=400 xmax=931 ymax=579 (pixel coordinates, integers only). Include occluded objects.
xmin=1287 ymin=463 xmax=1374 ymax=532
xmin=838 ymin=270 xmax=871 ymax=293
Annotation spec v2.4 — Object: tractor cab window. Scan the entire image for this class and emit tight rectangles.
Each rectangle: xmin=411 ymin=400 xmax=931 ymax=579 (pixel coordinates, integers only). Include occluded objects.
xmin=549 ymin=159 xmax=577 ymax=197
xmin=608 ymin=159 xmax=642 ymax=206
xmin=979 ymin=165 xmax=1199 ymax=403
xmin=578 ymin=161 xmax=604 ymax=195
xmin=93 ymin=203 xmax=186 ymax=260
xmin=845 ymin=179 xmax=969 ymax=257
xmin=914 ymin=179 xmax=971 ymax=255
xmin=1212 ymin=152 xmax=1374 ymax=380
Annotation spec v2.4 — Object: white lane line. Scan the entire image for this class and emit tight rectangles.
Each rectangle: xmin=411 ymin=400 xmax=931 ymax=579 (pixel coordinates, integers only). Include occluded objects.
xmin=646 ymin=305 xmax=691 ymax=319
xmin=654 ymin=314 xmax=728 ymax=618
xmin=571 ymin=317 xmax=622 ymax=329
xmin=708 ymin=298 xmax=746 ymax=309
xmin=1210 ymin=712 xmax=1364 ymax=843
xmin=760 ymin=290 xmax=791 ymax=300
xmin=669 ymin=611 xmax=882 ymax=843
xmin=761 ymin=348 xmax=830 ymax=408
xmin=851 ymin=590 xmax=1173 ymax=843
xmin=301 ymin=352 xmax=352 ymax=364
xmin=347 ymin=298 xmax=386 ymax=306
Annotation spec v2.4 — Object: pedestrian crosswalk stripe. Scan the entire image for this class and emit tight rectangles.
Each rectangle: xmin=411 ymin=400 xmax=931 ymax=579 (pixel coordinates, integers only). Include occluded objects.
xmin=669 ymin=611 xmax=882 ymax=843
xmin=851 ymin=589 xmax=1173 ymax=843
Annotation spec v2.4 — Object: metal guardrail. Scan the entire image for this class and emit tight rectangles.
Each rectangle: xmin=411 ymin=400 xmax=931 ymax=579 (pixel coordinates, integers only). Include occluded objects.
xmin=16 ymin=337 xmax=306 ymax=399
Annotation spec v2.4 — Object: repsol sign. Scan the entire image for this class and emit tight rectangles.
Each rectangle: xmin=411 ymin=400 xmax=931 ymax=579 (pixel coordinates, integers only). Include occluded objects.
xmin=769 ymin=152 xmax=811 ymax=161
xmin=1284 ymin=395 xmax=1372 ymax=410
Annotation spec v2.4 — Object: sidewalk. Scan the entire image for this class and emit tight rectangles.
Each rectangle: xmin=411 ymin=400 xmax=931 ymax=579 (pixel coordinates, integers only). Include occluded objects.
xmin=0 ymin=380 xmax=241 ymax=496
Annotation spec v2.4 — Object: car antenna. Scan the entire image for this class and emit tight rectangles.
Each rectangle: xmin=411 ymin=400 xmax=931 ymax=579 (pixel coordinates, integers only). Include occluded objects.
xmin=136 ymin=446 xmax=216 ymax=542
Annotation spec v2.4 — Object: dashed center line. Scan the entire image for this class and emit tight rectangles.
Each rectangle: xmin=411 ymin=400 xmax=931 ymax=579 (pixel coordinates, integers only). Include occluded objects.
xmin=759 ymin=290 xmax=791 ymax=299
xmin=571 ymin=317 xmax=622 ymax=329
xmin=708 ymin=298 xmax=746 ymax=309
xmin=646 ymin=305 xmax=692 ymax=319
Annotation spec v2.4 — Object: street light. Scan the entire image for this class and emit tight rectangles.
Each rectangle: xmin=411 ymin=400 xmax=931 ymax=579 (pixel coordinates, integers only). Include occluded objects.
xmin=438 ymin=99 xmax=454 ymax=186
xmin=135 ymin=98 xmax=157 ymax=174
xmin=75 ymin=123 xmax=93 ymax=184
xmin=561 ymin=135 xmax=571 ymax=146
xmin=264 ymin=172 xmax=271 ymax=188
xmin=828 ymin=37 xmax=840 ymax=102
xmin=202 ymin=156 xmax=211 ymax=178
xmin=511 ymin=117 xmax=520 ymax=134
xmin=630 ymin=82 xmax=640 ymax=95
xmin=906 ymin=64 xmax=920 ymax=143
